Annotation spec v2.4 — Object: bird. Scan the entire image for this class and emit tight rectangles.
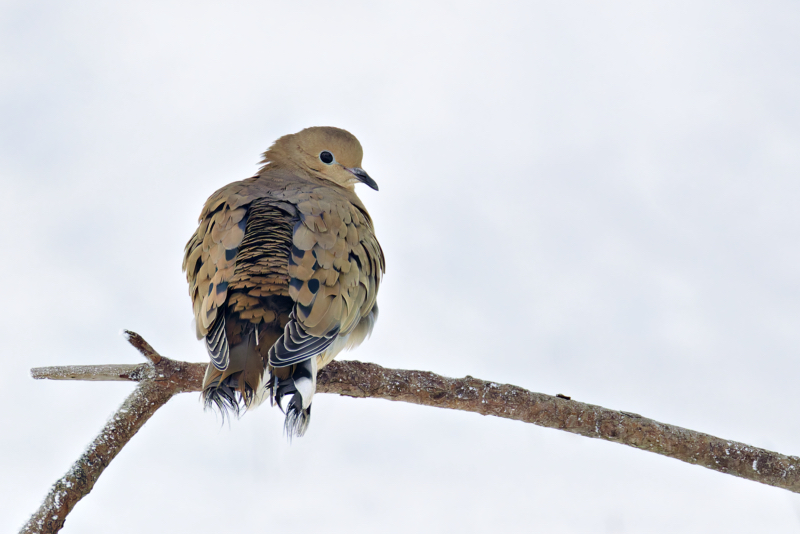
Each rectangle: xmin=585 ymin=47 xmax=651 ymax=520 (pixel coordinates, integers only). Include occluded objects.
xmin=182 ymin=126 xmax=385 ymax=437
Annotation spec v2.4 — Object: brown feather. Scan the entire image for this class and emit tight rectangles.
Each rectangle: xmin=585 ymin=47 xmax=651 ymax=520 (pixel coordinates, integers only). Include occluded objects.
xmin=183 ymin=126 xmax=385 ymax=428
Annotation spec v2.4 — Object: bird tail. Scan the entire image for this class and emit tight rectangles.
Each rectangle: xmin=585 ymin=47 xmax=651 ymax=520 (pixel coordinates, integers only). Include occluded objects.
xmin=269 ymin=357 xmax=318 ymax=438
xmin=202 ymin=328 xmax=267 ymax=420
xmin=201 ymin=366 xmax=262 ymax=420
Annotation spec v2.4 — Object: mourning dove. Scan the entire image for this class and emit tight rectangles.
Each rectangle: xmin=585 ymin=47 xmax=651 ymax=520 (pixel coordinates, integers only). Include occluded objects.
xmin=182 ymin=126 xmax=385 ymax=436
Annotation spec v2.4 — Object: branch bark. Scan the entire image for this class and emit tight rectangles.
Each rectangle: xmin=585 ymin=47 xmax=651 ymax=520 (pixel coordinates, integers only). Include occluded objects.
xmin=20 ymin=333 xmax=203 ymax=534
xmin=22 ymin=332 xmax=800 ymax=533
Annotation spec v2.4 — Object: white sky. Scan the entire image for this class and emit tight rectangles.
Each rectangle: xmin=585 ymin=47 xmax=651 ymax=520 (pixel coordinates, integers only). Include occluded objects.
xmin=2 ymin=1 xmax=800 ymax=532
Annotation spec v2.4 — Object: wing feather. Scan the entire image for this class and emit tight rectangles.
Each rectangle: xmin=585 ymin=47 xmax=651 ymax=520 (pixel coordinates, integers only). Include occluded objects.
xmin=183 ymin=181 xmax=263 ymax=367
xmin=269 ymin=187 xmax=384 ymax=368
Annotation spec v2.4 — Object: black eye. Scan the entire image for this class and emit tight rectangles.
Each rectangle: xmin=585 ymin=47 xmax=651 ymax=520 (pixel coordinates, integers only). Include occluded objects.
xmin=319 ymin=151 xmax=334 ymax=164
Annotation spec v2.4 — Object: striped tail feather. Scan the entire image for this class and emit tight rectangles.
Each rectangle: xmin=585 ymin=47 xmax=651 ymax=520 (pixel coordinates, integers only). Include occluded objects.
xmin=205 ymin=315 xmax=230 ymax=371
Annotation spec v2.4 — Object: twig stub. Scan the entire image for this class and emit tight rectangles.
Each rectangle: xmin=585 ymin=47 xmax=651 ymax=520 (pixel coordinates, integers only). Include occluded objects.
xmin=123 ymin=330 xmax=162 ymax=364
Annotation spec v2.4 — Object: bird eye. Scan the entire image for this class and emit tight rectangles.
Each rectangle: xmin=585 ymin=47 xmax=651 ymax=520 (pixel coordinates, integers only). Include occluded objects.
xmin=319 ymin=151 xmax=334 ymax=164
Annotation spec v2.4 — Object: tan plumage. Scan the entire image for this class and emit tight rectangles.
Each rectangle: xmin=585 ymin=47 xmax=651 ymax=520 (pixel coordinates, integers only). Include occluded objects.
xmin=183 ymin=126 xmax=384 ymax=435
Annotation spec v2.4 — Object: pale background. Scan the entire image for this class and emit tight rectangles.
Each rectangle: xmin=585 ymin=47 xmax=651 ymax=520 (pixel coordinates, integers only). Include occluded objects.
xmin=2 ymin=1 xmax=800 ymax=532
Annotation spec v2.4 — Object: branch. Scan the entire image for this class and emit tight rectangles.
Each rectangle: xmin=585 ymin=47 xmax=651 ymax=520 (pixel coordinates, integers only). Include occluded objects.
xmin=20 ymin=335 xmax=203 ymax=534
xmin=316 ymin=362 xmax=800 ymax=492
xmin=22 ymin=332 xmax=800 ymax=533
xmin=20 ymin=381 xmax=176 ymax=534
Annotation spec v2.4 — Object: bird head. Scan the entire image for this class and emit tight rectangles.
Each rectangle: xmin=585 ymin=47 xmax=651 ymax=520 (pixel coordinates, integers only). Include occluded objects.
xmin=260 ymin=126 xmax=378 ymax=191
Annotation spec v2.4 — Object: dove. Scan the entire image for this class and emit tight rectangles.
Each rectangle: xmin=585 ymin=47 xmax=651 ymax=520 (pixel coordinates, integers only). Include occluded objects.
xmin=183 ymin=126 xmax=384 ymax=436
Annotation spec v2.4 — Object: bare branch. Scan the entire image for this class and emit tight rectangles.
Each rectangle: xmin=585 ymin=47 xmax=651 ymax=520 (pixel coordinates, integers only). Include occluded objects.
xmin=316 ymin=362 xmax=800 ymax=493
xmin=31 ymin=364 xmax=152 ymax=382
xmin=122 ymin=330 xmax=162 ymax=364
xmin=22 ymin=331 xmax=800 ymax=533
xmin=20 ymin=379 xmax=178 ymax=534
xmin=23 ymin=344 xmax=205 ymax=534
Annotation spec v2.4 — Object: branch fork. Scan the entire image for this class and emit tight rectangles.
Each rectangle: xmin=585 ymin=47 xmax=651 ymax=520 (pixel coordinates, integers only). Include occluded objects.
xmin=20 ymin=331 xmax=800 ymax=534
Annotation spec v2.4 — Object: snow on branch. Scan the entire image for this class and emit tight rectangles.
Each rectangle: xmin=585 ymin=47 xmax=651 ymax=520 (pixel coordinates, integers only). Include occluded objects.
xmin=20 ymin=332 xmax=800 ymax=533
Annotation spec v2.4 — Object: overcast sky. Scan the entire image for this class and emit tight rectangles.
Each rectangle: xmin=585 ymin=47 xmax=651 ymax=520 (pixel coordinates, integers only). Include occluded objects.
xmin=2 ymin=1 xmax=800 ymax=532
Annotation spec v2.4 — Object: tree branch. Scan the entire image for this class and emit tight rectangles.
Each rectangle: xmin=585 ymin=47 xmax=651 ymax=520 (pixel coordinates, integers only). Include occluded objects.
xmin=20 ymin=380 xmax=177 ymax=534
xmin=21 ymin=337 xmax=203 ymax=534
xmin=22 ymin=332 xmax=800 ymax=533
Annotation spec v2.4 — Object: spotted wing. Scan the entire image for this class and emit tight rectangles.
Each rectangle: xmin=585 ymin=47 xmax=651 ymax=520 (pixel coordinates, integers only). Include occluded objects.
xmin=183 ymin=182 xmax=254 ymax=370
xmin=269 ymin=190 xmax=385 ymax=367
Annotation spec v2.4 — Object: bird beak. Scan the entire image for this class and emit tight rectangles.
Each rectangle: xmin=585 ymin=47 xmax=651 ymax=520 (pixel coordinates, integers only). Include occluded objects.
xmin=346 ymin=167 xmax=379 ymax=191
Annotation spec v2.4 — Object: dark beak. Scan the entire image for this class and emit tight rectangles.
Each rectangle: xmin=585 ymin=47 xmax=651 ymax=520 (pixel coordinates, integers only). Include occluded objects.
xmin=346 ymin=167 xmax=379 ymax=191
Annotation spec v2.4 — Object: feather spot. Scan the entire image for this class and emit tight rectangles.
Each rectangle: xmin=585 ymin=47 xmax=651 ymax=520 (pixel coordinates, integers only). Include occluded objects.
xmin=349 ymin=251 xmax=362 ymax=269
xmin=308 ymin=279 xmax=320 ymax=293
xmin=298 ymin=302 xmax=313 ymax=318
